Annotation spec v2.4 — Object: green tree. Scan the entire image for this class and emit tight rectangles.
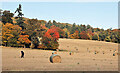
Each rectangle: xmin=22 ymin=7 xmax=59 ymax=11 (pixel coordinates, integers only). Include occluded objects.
xmin=45 ymin=20 xmax=53 ymax=28
xmin=92 ymin=34 xmax=98 ymax=40
xmin=53 ymin=20 xmax=57 ymax=26
xmin=87 ymin=24 xmax=91 ymax=29
xmin=15 ymin=17 xmax=26 ymax=29
xmin=2 ymin=10 xmax=14 ymax=24
xmin=70 ymin=23 xmax=76 ymax=34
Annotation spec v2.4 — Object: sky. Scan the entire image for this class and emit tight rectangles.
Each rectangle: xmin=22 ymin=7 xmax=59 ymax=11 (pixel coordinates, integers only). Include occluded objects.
xmin=1 ymin=2 xmax=118 ymax=29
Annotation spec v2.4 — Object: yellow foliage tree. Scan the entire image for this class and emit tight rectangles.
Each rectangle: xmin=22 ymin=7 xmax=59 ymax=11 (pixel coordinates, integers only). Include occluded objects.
xmin=2 ymin=23 xmax=22 ymax=46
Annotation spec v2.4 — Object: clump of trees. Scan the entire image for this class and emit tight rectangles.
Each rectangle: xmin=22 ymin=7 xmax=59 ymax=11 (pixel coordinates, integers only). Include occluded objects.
xmin=0 ymin=8 xmax=120 ymax=49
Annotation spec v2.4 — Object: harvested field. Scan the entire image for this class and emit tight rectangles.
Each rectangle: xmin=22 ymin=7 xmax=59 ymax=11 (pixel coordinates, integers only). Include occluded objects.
xmin=2 ymin=38 xmax=119 ymax=71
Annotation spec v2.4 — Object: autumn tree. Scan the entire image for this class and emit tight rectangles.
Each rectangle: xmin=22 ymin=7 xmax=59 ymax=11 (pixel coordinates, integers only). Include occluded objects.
xmin=25 ymin=19 xmax=40 ymax=47
xmin=70 ymin=30 xmax=79 ymax=39
xmin=2 ymin=23 xmax=22 ymax=46
xmin=63 ymin=28 xmax=70 ymax=38
xmin=105 ymin=36 xmax=111 ymax=42
xmin=92 ymin=34 xmax=98 ymax=40
xmin=110 ymin=30 xmax=119 ymax=43
xmin=99 ymin=32 xmax=105 ymax=41
xmin=18 ymin=32 xmax=31 ymax=48
xmin=87 ymin=29 xmax=94 ymax=40
xmin=74 ymin=30 xmax=79 ymax=39
xmin=0 ymin=21 xmax=3 ymax=45
xmin=70 ymin=23 xmax=76 ymax=34
xmin=80 ymin=31 xmax=89 ymax=39
xmin=42 ymin=27 xmax=59 ymax=49
xmin=50 ymin=25 xmax=65 ymax=38
xmin=79 ymin=24 xmax=86 ymax=32
xmin=15 ymin=17 xmax=26 ymax=29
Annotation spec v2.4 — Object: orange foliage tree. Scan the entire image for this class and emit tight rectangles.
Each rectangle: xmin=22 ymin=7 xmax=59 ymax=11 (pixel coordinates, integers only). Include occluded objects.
xmin=18 ymin=32 xmax=31 ymax=48
xmin=70 ymin=30 xmax=79 ymax=39
xmin=87 ymin=30 xmax=94 ymax=40
xmin=42 ymin=27 xmax=59 ymax=49
xmin=50 ymin=25 xmax=65 ymax=38
xmin=80 ymin=31 xmax=89 ymax=39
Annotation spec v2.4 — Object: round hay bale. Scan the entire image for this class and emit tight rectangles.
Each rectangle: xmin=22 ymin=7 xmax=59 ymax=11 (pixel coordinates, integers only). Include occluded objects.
xmin=113 ymin=53 xmax=115 ymax=56
xmin=115 ymin=53 xmax=119 ymax=55
xmin=94 ymin=51 xmax=98 ymax=54
xmin=117 ymin=53 xmax=120 ymax=55
xmin=69 ymin=52 xmax=74 ymax=55
xmin=67 ymin=46 xmax=69 ymax=47
xmin=50 ymin=54 xmax=61 ymax=63
xmin=96 ymin=51 xmax=99 ymax=54
xmin=102 ymin=51 xmax=105 ymax=54
xmin=52 ymin=51 xmax=57 ymax=54
xmin=87 ymin=48 xmax=89 ymax=51
xmin=94 ymin=52 xmax=96 ymax=54
xmin=76 ymin=49 xmax=78 ymax=51
xmin=88 ymin=51 xmax=91 ymax=53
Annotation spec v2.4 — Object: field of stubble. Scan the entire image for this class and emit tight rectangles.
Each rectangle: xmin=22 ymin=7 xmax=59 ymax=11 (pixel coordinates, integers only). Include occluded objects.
xmin=2 ymin=38 xmax=119 ymax=71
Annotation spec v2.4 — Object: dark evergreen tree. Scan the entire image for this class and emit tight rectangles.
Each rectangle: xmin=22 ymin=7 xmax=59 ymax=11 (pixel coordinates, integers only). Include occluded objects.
xmin=2 ymin=10 xmax=14 ymax=24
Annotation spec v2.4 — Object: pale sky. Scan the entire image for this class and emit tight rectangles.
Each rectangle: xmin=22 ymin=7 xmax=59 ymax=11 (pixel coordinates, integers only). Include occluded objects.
xmin=1 ymin=2 xmax=118 ymax=29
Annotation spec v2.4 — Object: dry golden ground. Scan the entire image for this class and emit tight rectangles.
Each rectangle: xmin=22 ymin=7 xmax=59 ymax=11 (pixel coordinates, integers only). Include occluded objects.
xmin=2 ymin=38 xmax=119 ymax=71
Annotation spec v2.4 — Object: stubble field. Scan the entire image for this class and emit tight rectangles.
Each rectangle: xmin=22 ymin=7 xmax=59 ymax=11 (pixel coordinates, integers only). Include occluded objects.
xmin=2 ymin=38 xmax=119 ymax=71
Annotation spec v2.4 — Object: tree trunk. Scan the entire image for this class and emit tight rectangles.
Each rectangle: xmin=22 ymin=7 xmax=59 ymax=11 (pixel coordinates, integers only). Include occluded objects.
xmin=5 ymin=42 xmax=6 ymax=46
xmin=5 ymin=43 xmax=7 ymax=46
xmin=24 ymin=44 xmax=25 ymax=49
xmin=30 ymin=41 xmax=33 ymax=49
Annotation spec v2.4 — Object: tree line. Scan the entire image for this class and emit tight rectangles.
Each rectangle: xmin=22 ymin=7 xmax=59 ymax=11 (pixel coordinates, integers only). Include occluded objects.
xmin=0 ymin=10 xmax=120 ymax=49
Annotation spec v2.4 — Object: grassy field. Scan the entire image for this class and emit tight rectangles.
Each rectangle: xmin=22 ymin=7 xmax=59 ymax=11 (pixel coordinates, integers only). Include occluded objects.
xmin=2 ymin=38 xmax=119 ymax=71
